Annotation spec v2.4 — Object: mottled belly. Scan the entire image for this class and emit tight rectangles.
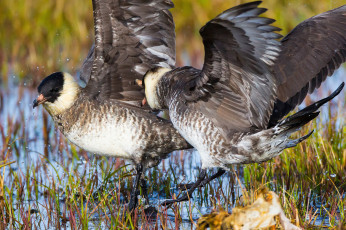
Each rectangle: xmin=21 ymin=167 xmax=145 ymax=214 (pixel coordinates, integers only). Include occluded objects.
xmin=170 ymin=107 xmax=224 ymax=167
xmin=169 ymin=104 xmax=255 ymax=168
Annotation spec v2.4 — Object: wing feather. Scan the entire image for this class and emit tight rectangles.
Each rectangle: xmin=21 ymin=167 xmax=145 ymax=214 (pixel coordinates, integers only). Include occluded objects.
xmin=82 ymin=0 xmax=175 ymax=106
xmin=177 ymin=1 xmax=281 ymax=138
xmin=268 ymin=5 xmax=346 ymax=126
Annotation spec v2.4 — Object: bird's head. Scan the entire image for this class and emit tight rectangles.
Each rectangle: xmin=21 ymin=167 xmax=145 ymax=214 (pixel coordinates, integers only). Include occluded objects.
xmin=33 ymin=72 xmax=80 ymax=116
xmin=140 ymin=67 xmax=171 ymax=110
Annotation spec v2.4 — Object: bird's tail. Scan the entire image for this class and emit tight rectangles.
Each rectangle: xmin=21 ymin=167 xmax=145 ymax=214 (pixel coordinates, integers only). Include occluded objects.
xmin=276 ymin=82 xmax=344 ymax=148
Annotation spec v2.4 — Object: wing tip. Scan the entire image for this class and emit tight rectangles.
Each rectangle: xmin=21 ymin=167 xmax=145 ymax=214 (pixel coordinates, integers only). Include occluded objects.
xmin=331 ymin=82 xmax=345 ymax=98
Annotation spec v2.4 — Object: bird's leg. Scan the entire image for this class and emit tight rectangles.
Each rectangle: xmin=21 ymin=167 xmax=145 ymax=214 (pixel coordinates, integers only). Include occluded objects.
xmin=179 ymin=168 xmax=226 ymax=190
xmin=198 ymin=168 xmax=226 ymax=188
xmin=128 ymin=163 xmax=143 ymax=211
xmin=140 ymin=178 xmax=149 ymax=204
xmin=161 ymin=169 xmax=207 ymax=206
xmin=141 ymin=178 xmax=159 ymax=217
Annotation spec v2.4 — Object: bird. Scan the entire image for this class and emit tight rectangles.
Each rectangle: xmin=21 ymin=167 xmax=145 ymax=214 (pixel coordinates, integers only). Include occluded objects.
xmin=32 ymin=0 xmax=191 ymax=211
xmin=141 ymin=1 xmax=346 ymax=205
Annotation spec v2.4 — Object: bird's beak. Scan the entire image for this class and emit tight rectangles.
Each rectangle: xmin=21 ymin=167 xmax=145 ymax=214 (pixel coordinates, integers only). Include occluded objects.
xmin=135 ymin=79 xmax=143 ymax=88
xmin=33 ymin=94 xmax=47 ymax=108
xmin=141 ymin=97 xmax=147 ymax=106
xmin=137 ymin=79 xmax=146 ymax=106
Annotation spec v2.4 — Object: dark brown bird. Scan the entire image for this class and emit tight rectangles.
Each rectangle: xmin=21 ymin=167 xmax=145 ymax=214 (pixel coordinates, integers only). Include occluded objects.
xmin=142 ymin=1 xmax=345 ymax=205
xmin=32 ymin=0 xmax=191 ymax=211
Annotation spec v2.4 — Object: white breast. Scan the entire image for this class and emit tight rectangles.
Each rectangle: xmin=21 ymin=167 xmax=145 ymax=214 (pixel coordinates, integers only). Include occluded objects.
xmin=65 ymin=111 xmax=142 ymax=159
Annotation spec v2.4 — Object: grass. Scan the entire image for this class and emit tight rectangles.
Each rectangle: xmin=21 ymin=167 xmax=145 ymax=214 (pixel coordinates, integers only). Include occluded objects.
xmin=0 ymin=0 xmax=345 ymax=228
xmin=0 ymin=82 xmax=345 ymax=229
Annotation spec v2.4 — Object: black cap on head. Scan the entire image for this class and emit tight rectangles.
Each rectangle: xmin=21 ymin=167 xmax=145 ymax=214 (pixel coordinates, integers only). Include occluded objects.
xmin=37 ymin=72 xmax=64 ymax=103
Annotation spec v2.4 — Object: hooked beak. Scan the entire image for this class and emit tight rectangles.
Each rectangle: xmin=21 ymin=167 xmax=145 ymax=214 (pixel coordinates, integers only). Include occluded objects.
xmin=141 ymin=97 xmax=147 ymax=107
xmin=33 ymin=94 xmax=47 ymax=108
xmin=136 ymin=79 xmax=146 ymax=106
xmin=135 ymin=79 xmax=143 ymax=88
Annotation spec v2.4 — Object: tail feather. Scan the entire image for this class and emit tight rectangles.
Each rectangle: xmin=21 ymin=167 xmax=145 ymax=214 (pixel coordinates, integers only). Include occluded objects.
xmin=279 ymin=112 xmax=319 ymax=131
xmin=278 ymin=82 xmax=344 ymax=130
xmin=280 ymin=82 xmax=344 ymax=125
xmin=285 ymin=130 xmax=314 ymax=148
xmin=275 ymin=82 xmax=343 ymax=148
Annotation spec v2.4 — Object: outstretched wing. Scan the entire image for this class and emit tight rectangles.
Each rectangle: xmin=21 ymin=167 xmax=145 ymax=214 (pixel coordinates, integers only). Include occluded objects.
xmin=79 ymin=44 xmax=95 ymax=86
xmin=180 ymin=1 xmax=281 ymax=137
xmin=83 ymin=0 xmax=175 ymax=106
xmin=268 ymin=5 xmax=346 ymax=126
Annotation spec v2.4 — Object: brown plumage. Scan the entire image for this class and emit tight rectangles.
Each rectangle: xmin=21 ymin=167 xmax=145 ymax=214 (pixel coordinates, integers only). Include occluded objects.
xmin=269 ymin=5 xmax=346 ymax=126
xmin=143 ymin=1 xmax=345 ymax=205
xmin=33 ymin=0 xmax=190 ymax=211
xmin=82 ymin=0 xmax=176 ymax=106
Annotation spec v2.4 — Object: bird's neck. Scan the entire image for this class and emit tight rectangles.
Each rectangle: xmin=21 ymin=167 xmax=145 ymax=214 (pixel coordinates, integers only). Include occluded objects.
xmin=144 ymin=67 xmax=171 ymax=109
xmin=44 ymin=74 xmax=81 ymax=116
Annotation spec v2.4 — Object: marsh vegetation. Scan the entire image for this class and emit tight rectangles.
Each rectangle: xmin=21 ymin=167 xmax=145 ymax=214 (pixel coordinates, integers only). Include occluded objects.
xmin=0 ymin=0 xmax=345 ymax=229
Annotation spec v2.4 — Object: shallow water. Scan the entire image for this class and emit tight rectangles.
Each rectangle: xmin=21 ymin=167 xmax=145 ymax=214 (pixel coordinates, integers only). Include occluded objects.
xmin=0 ymin=67 xmax=345 ymax=229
